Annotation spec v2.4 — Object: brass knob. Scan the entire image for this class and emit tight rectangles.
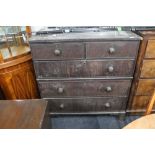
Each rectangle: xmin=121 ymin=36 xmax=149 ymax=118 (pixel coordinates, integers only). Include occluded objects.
xmin=60 ymin=104 xmax=64 ymax=109
xmin=54 ymin=49 xmax=61 ymax=56
xmin=109 ymin=47 xmax=115 ymax=54
xmin=106 ymin=86 xmax=112 ymax=92
xmin=108 ymin=66 xmax=114 ymax=73
xmin=104 ymin=102 xmax=110 ymax=108
xmin=57 ymin=87 xmax=64 ymax=93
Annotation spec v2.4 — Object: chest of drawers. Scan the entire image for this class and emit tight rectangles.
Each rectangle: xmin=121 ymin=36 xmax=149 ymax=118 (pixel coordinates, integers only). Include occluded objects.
xmin=128 ymin=31 xmax=155 ymax=114
xmin=29 ymin=31 xmax=141 ymax=115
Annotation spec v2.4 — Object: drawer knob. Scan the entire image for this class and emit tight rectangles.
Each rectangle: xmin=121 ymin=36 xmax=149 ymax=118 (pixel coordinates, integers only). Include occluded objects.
xmin=104 ymin=102 xmax=111 ymax=108
xmin=57 ymin=87 xmax=64 ymax=93
xmin=106 ymin=86 xmax=112 ymax=92
xmin=109 ymin=47 xmax=115 ymax=54
xmin=38 ymin=75 xmax=42 ymax=78
xmin=54 ymin=49 xmax=61 ymax=56
xmin=60 ymin=104 xmax=64 ymax=109
xmin=108 ymin=66 xmax=114 ymax=73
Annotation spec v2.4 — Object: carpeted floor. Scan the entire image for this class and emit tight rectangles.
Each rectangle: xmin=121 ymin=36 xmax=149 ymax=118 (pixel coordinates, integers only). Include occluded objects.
xmin=51 ymin=115 xmax=140 ymax=129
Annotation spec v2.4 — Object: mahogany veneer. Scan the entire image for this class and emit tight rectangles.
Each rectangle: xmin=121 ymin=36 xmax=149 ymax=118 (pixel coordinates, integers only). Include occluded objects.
xmin=0 ymin=99 xmax=50 ymax=129
xmin=0 ymin=46 xmax=39 ymax=99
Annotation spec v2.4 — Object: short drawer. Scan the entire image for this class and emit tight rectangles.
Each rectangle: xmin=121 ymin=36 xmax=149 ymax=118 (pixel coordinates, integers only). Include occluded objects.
xmin=47 ymin=97 xmax=127 ymax=113
xmin=131 ymin=96 xmax=155 ymax=110
xmin=38 ymin=80 xmax=131 ymax=98
xmin=136 ymin=79 xmax=155 ymax=95
xmin=145 ymin=40 xmax=155 ymax=58
xmin=86 ymin=41 xmax=139 ymax=58
xmin=140 ymin=60 xmax=155 ymax=78
xmin=34 ymin=59 xmax=135 ymax=78
xmin=30 ymin=42 xmax=85 ymax=60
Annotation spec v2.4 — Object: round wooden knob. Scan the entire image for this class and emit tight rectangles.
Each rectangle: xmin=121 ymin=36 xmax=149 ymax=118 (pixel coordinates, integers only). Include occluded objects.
xmin=104 ymin=102 xmax=110 ymax=108
xmin=38 ymin=75 xmax=43 ymax=78
xmin=109 ymin=47 xmax=115 ymax=54
xmin=106 ymin=86 xmax=112 ymax=92
xmin=108 ymin=66 xmax=114 ymax=73
xmin=54 ymin=49 xmax=61 ymax=56
xmin=60 ymin=103 xmax=64 ymax=109
xmin=57 ymin=87 xmax=64 ymax=93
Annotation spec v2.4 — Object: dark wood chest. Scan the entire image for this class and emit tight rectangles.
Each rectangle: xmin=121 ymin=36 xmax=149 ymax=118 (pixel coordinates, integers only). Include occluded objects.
xmin=30 ymin=31 xmax=141 ymax=115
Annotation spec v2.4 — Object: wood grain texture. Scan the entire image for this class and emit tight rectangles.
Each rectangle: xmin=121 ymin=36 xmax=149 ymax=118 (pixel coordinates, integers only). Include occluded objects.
xmin=38 ymin=80 xmax=131 ymax=97
xmin=127 ymin=31 xmax=155 ymax=113
xmin=30 ymin=42 xmax=85 ymax=60
xmin=136 ymin=79 xmax=155 ymax=95
xmin=47 ymin=97 xmax=127 ymax=113
xmin=141 ymin=60 xmax=155 ymax=78
xmin=145 ymin=89 xmax=155 ymax=115
xmin=0 ymin=52 xmax=32 ymax=70
xmin=122 ymin=39 xmax=148 ymax=111
xmin=0 ymin=87 xmax=5 ymax=99
xmin=0 ymin=99 xmax=50 ymax=129
xmin=34 ymin=59 xmax=135 ymax=78
xmin=86 ymin=41 xmax=139 ymax=58
xmin=0 ymin=53 xmax=39 ymax=99
xmin=131 ymin=96 xmax=151 ymax=110
xmin=145 ymin=40 xmax=155 ymax=58
xmin=0 ymin=52 xmax=3 ymax=63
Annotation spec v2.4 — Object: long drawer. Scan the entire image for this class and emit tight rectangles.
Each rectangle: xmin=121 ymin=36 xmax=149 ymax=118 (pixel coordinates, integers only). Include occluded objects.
xmin=47 ymin=97 xmax=127 ymax=113
xmin=136 ymin=79 xmax=155 ymax=96
xmin=86 ymin=41 xmax=139 ymax=58
xmin=38 ymin=79 xmax=131 ymax=98
xmin=30 ymin=42 xmax=85 ymax=60
xmin=34 ymin=59 xmax=135 ymax=78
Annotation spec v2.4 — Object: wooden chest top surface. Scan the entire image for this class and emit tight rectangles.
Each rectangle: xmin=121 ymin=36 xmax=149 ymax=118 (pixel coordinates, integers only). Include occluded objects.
xmin=29 ymin=31 xmax=142 ymax=43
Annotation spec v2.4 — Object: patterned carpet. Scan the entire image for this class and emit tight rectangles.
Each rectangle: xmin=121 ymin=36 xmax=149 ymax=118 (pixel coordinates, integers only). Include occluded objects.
xmin=51 ymin=115 xmax=140 ymax=129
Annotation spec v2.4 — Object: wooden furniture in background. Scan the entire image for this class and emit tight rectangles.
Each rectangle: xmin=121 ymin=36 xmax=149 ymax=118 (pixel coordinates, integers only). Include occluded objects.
xmin=29 ymin=31 xmax=141 ymax=115
xmin=0 ymin=46 xmax=39 ymax=99
xmin=128 ymin=31 xmax=155 ymax=114
xmin=0 ymin=87 xmax=4 ymax=99
xmin=0 ymin=52 xmax=3 ymax=63
xmin=0 ymin=99 xmax=50 ymax=129
xmin=124 ymin=89 xmax=155 ymax=128
xmin=26 ymin=26 xmax=32 ymax=37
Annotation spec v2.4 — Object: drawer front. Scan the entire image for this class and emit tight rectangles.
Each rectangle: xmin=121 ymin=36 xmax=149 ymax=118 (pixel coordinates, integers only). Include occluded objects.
xmin=136 ymin=79 xmax=155 ymax=96
xmin=145 ymin=40 xmax=155 ymax=58
xmin=47 ymin=97 xmax=127 ymax=113
xmin=38 ymin=80 xmax=131 ymax=97
xmin=131 ymin=96 xmax=155 ymax=110
xmin=30 ymin=43 xmax=85 ymax=60
xmin=140 ymin=60 xmax=155 ymax=78
xmin=86 ymin=41 xmax=139 ymax=58
xmin=34 ymin=60 xmax=135 ymax=78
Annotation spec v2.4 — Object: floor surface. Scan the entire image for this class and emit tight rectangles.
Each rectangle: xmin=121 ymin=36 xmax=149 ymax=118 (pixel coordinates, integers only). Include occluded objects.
xmin=51 ymin=115 xmax=140 ymax=129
